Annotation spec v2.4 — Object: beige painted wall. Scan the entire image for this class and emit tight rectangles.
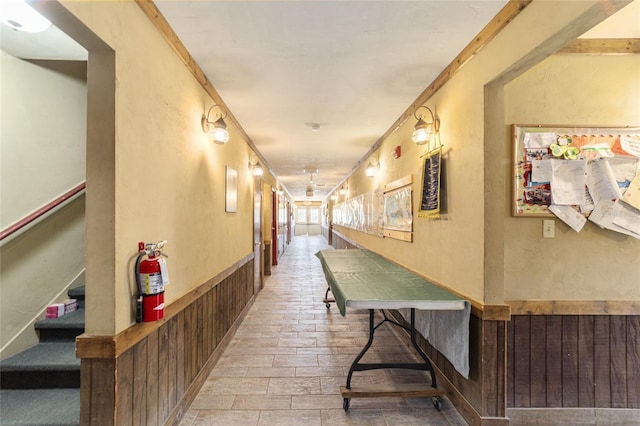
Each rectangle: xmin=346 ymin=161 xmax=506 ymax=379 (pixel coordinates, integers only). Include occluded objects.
xmin=502 ymin=54 xmax=640 ymax=301
xmin=0 ymin=52 xmax=87 ymax=358
xmin=60 ymin=0 xmax=276 ymax=334
xmin=0 ymin=53 xmax=87 ymax=227
xmin=332 ymin=1 xmax=630 ymax=305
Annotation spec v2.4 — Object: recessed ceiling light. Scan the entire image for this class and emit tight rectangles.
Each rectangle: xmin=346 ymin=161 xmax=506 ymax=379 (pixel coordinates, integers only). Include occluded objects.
xmin=0 ymin=0 xmax=51 ymax=33
xmin=304 ymin=122 xmax=322 ymax=132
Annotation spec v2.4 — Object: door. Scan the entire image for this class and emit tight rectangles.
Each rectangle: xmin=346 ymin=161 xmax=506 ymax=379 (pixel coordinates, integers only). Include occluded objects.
xmin=294 ymin=205 xmax=322 ymax=236
xmin=253 ymin=178 xmax=263 ymax=293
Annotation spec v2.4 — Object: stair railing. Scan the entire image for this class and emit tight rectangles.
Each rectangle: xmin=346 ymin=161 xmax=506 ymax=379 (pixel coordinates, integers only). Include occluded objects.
xmin=0 ymin=182 xmax=86 ymax=245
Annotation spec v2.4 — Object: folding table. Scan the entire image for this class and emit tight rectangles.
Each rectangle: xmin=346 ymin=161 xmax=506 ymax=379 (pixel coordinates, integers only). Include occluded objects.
xmin=316 ymin=249 xmax=468 ymax=411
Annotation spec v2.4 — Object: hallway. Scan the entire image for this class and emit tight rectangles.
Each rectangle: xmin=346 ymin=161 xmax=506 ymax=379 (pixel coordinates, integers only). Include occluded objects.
xmin=179 ymin=236 xmax=467 ymax=425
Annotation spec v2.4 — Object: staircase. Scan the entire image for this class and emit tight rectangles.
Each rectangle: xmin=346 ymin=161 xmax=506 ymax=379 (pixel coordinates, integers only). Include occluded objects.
xmin=0 ymin=286 xmax=85 ymax=426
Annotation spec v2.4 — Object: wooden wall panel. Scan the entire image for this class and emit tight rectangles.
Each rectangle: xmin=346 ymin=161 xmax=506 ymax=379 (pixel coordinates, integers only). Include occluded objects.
xmin=562 ymin=316 xmax=579 ymax=407
xmin=90 ymin=359 xmax=116 ymax=425
xmin=146 ymin=330 xmax=159 ymax=426
xmin=578 ymin=316 xmax=594 ymax=407
xmin=609 ymin=316 xmax=627 ymax=408
xmin=545 ymin=316 xmax=563 ymax=407
xmin=593 ymin=316 xmax=611 ymax=407
xmin=132 ymin=337 xmax=148 ymax=426
xmin=79 ymin=259 xmax=254 ymax=425
xmin=176 ymin=311 xmax=185 ymax=398
xmin=506 ymin=318 xmax=515 ymax=408
xmin=628 ymin=316 xmax=640 ymax=409
xmin=482 ymin=320 xmax=506 ymax=417
xmin=167 ymin=317 xmax=178 ymax=409
xmin=513 ymin=316 xmax=530 ymax=407
xmin=158 ymin=324 xmax=170 ymax=421
xmin=529 ymin=315 xmax=546 ymax=407
xmin=115 ymin=350 xmax=134 ymax=426
xmin=508 ymin=314 xmax=640 ymax=410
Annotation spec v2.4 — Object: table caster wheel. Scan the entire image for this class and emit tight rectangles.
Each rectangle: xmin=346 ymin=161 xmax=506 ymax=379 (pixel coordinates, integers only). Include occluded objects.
xmin=432 ymin=396 xmax=443 ymax=411
xmin=343 ymin=398 xmax=350 ymax=411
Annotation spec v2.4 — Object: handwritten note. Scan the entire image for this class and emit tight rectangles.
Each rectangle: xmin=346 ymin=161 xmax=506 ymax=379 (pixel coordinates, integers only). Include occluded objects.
xmin=531 ymin=159 xmax=552 ymax=183
xmin=588 ymin=199 xmax=640 ymax=239
xmin=549 ymin=204 xmax=586 ymax=232
xmin=586 ymin=159 xmax=620 ymax=204
xmin=551 ymin=160 xmax=586 ymax=205
xmin=612 ymin=200 xmax=640 ymax=237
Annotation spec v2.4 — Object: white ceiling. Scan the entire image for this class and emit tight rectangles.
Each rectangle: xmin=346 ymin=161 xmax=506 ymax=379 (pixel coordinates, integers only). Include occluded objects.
xmin=153 ymin=0 xmax=509 ymax=200
xmin=2 ymin=1 xmax=638 ymax=201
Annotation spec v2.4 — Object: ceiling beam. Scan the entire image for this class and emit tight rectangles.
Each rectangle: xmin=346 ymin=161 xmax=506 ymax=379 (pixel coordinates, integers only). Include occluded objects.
xmin=558 ymin=38 xmax=640 ymax=54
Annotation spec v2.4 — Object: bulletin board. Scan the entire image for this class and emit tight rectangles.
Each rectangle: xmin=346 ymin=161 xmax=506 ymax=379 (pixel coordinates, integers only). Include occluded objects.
xmin=512 ymin=125 xmax=640 ymax=236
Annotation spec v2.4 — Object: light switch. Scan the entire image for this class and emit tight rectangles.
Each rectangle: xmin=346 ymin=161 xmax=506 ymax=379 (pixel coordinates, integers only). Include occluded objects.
xmin=543 ymin=219 xmax=555 ymax=238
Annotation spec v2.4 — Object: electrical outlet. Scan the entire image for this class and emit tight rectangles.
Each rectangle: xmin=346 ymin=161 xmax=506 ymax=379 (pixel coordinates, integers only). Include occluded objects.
xmin=543 ymin=219 xmax=555 ymax=238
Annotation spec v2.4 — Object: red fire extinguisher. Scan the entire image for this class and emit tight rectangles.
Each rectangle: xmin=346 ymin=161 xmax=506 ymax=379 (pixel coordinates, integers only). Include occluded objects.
xmin=135 ymin=241 xmax=168 ymax=322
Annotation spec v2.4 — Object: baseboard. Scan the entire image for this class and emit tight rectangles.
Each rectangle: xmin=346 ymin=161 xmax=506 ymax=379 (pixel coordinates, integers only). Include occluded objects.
xmin=164 ymin=294 xmax=256 ymax=426
xmin=507 ymin=407 xmax=640 ymax=425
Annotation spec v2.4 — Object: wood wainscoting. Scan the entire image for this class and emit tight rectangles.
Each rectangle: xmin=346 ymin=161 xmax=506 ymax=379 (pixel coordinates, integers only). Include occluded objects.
xmin=76 ymin=254 xmax=255 ymax=425
xmin=507 ymin=313 xmax=640 ymax=410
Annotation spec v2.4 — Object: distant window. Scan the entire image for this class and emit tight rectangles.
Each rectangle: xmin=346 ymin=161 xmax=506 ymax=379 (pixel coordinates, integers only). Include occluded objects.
xmin=309 ymin=207 xmax=320 ymax=224
xmin=296 ymin=209 xmax=307 ymax=223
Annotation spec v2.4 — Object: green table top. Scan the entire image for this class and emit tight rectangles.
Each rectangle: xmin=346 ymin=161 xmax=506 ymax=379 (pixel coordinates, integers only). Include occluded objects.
xmin=316 ymin=249 xmax=466 ymax=316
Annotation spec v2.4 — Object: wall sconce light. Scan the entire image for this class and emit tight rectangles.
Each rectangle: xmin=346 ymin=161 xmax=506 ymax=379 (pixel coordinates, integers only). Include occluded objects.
xmin=330 ymin=194 xmax=337 ymax=201
xmin=365 ymin=158 xmax=380 ymax=177
xmin=339 ymin=186 xmax=347 ymax=196
xmin=201 ymin=104 xmax=230 ymax=144
xmin=411 ymin=105 xmax=440 ymax=145
xmin=249 ymin=155 xmax=264 ymax=176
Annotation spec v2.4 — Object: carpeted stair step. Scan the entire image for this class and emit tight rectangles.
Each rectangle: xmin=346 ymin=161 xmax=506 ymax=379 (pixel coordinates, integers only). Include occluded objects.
xmin=0 ymin=388 xmax=79 ymax=425
xmin=67 ymin=285 xmax=85 ymax=309
xmin=35 ymin=309 xmax=85 ymax=342
xmin=0 ymin=342 xmax=79 ymax=389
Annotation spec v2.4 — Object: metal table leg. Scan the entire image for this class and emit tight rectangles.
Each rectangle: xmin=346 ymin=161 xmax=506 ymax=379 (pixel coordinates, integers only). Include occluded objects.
xmin=341 ymin=308 xmax=443 ymax=411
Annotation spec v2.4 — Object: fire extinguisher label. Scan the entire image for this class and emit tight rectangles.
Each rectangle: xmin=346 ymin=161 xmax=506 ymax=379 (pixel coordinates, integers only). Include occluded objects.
xmin=159 ymin=258 xmax=170 ymax=285
xmin=140 ymin=272 xmax=164 ymax=295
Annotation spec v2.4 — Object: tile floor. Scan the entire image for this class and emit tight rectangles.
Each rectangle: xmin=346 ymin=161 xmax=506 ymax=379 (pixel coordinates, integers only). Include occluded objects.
xmin=179 ymin=235 xmax=468 ymax=426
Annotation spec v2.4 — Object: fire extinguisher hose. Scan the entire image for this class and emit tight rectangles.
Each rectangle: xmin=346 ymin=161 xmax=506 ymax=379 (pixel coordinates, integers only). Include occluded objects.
xmin=134 ymin=252 xmax=145 ymax=323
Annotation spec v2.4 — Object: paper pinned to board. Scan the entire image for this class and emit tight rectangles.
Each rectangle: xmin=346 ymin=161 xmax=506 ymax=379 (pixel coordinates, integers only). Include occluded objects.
xmin=588 ymin=199 xmax=640 ymax=239
xmin=550 ymin=160 xmax=586 ymax=205
xmin=549 ymin=204 xmax=587 ymax=232
xmin=586 ymin=159 xmax=621 ymax=204
xmin=612 ymin=200 xmax=640 ymax=236
xmin=523 ymin=132 xmax=557 ymax=148
xmin=621 ymin=173 xmax=640 ymax=210
xmin=621 ymin=135 xmax=640 ymax=158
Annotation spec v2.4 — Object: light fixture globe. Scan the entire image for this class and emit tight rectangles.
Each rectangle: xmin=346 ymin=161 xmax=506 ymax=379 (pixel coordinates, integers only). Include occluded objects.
xmin=411 ymin=117 xmax=431 ymax=145
xmin=210 ymin=117 xmax=230 ymax=144
xmin=201 ymin=105 xmax=230 ymax=144
xmin=411 ymin=106 xmax=440 ymax=146
xmin=365 ymin=158 xmax=379 ymax=177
